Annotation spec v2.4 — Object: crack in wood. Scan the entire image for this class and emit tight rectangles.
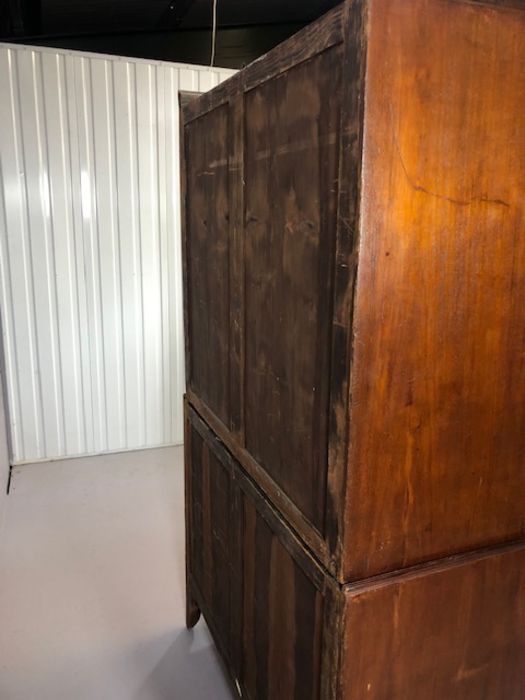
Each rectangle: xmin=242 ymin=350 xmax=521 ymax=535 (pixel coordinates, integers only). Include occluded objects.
xmin=392 ymin=129 xmax=509 ymax=209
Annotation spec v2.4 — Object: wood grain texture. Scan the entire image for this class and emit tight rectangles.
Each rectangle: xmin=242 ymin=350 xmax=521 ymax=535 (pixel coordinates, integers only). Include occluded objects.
xmin=242 ymin=498 xmax=325 ymax=700
xmin=187 ymin=388 xmax=329 ymax=567
xmin=188 ymin=414 xmax=235 ymax=655
xmin=324 ymin=0 xmax=367 ymax=566
xmin=182 ymin=1 xmax=525 ymax=695
xmin=344 ymin=0 xmax=525 ymax=580
xmin=186 ymin=402 xmax=333 ymax=700
xmin=243 ymin=46 xmax=342 ymax=533
xmin=185 ymin=106 xmax=231 ymax=427
xmin=181 ymin=12 xmax=362 ymax=572
xmin=228 ymin=94 xmax=245 ymax=441
xmin=341 ymin=542 xmax=525 ymax=699
xmin=180 ymin=1 xmax=363 ymax=573
xmin=181 ymin=3 xmax=355 ymax=573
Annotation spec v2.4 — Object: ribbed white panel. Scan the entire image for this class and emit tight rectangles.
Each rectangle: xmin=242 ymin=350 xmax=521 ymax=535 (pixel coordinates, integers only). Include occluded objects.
xmin=0 ymin=44 xmax=236 ymax=463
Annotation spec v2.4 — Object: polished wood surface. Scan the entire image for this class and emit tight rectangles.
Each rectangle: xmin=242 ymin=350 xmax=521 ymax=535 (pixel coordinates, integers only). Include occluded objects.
xmin=345 ymin=0 xmax=525 ymax=580
xmin=342 ymin=543 xmax=525 ymax=699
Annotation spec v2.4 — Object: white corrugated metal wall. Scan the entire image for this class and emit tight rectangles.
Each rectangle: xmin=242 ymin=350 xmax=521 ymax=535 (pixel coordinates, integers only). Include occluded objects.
xmin=0 ymin=43 xmax=235 ymax=464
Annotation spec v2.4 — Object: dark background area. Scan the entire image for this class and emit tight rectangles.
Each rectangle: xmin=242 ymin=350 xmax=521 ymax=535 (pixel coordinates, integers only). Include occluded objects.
xmin=0 ymin=0 xmax=340 ymax=68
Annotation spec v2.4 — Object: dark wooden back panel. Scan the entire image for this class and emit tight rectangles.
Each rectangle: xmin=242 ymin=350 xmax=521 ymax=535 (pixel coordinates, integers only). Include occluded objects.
xmin=187 ymin=420 xmax=237 ymax=659
xmin=243 ymin=46 xmax=343 ymax=532
xmin=241 ymin=496 xmax=325 ymax=700
xmin=345 ymin=0 xmax=525 ymax=579
xmin=186 ymin=405 xmax=337 ymax=700
xmin=185 ymin=105 xmax=231 ymax=427
xmin=341 ymin=543 xmax=525 ymax=699
xmin=181 ymin=2 xmax=360 ymax=571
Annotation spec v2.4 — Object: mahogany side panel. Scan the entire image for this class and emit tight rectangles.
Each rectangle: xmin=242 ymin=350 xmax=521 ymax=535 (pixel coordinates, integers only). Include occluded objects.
xmin=341 ymin=543 xmax=525 ymax=699
xmin=344 ymin=0 xmax=525 ymax=579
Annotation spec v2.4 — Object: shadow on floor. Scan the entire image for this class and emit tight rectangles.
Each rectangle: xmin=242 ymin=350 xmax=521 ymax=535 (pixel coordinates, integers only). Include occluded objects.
xmin=134 ymin=627 xmax=233 ymax=700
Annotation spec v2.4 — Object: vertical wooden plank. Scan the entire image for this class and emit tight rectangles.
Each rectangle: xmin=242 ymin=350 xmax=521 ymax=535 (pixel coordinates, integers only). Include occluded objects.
xmin=229 ymin=93 xmax=245 ymax=443
xmin=184 ymin=399 xmax=200 ymax=628
xmin=268 ymin=537 xmax=296 ymax=698
xmin=293 ymin=571 xmax=324 ymax=700
xmin=310 ymin=591 xmax=326 ymax=700
xmin=241 ymin=497 xmax=258 ymax=699
xmin=253 ymin=510 xmax=272 ymax=699
xmin=185 ymin=106 xmax=231 ymax=426
xmin=189 ymin=423 xmax=204 ymax=588
xmin=243 ymin=46 xmax=343 ymax=533
xmin=242 ymin=487 xmax=330 ymax=699
xmin=325 ymin=0 xmax=368 ymax=566
xmin=320 ymin=582 xmax=345 ymax=700
xmin=209 ymin=450 xmax=232 ymax=650
xmin=229 ymin=467 xmax=244 ymax=681
xmin=201 ymin=437 xmax=213 ymax=605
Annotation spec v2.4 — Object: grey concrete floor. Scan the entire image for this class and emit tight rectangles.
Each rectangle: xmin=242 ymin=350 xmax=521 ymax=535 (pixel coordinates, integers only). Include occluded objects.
xmin=0 ymin=446 xmax=233 ymax=700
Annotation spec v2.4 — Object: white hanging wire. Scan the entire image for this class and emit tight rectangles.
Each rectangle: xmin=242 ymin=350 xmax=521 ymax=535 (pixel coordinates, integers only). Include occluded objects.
xmin=210 ymin=0 xmax=218 ymax=66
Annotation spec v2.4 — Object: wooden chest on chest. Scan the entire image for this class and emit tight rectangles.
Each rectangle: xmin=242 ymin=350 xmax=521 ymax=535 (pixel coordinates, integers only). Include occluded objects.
xmin=181 ymin=0 xmax=525 ymax=697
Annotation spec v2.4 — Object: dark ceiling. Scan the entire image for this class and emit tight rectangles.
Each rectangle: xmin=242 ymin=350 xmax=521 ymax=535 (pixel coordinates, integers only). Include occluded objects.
xmin=0 ymin=0 xmax=340 ymax=67
xmin=2 ymin=0 xmax=339 ymax=39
